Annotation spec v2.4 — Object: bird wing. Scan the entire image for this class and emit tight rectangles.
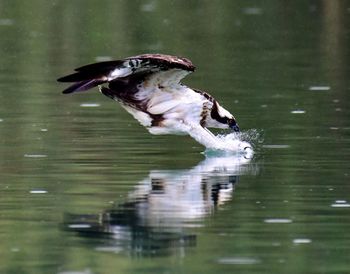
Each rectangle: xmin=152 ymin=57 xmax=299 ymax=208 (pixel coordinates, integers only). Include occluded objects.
xmin=57 ymin=54 xmax=195 ymax=94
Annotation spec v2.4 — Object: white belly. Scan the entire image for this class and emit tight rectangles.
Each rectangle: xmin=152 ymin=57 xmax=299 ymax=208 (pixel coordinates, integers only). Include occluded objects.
xmin=119 ymin=85 xmax=208 ymax=135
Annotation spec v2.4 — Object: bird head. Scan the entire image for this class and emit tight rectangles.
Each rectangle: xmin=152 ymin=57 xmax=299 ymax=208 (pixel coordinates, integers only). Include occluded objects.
xmin=210 ymin=101 xmax=240 ymax=132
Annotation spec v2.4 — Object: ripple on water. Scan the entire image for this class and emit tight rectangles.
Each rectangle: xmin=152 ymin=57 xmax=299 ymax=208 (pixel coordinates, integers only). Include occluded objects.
xmin=293 ymin=239 xmax=312 ymax=244
xmin=95 ymin=56 xmax=112 ymax=62
xmin=263 ymin=144 xmax=290 ymax=149
xmin=264 ymin=218 xmax=292 ymax=224
xmin=29 ymin=190 xmax=47 ymax=194
xmin=57 ymin=269 xmax=93 ymax=274
xmin=291 ymin=110 xmax=306 ymax=114
xmin=217 ymin=257 xmax=261 ymax=265
xmin=68 ymin=224 xmax=91 ymax=229
xmin=242 ymin=7 xmax=263 ymax=15
xmin=0 ymin=19 xmax=14 ymax=26
xmin=24 ymin=154 xmax=47 ymax=158
xmin=308 ymin=86 xmax=331 ymax=91
xmin=331 ymin=200 xmax=350 ymax=208
xmin=95 ymin=246 xmax=122 ymax=253
xmin=80 ymin=103 xmax=100 ymax=107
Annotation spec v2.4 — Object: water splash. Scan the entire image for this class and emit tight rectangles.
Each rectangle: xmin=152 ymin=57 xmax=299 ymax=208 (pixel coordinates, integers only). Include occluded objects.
xmin=238 ymin=128 xmax=264 ymax=146
xmin=207 ymin=129 xmax=263 ymax=156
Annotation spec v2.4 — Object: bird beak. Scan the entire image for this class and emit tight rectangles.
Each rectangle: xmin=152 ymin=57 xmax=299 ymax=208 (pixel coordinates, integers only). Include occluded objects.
xmin=231 ymin=124 xmax=240 ymax=132
xmin=229 ymin=120 xmax=240 ymax=132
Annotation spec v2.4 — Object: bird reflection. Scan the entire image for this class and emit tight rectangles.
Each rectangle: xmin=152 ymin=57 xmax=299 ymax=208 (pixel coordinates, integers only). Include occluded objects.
xmin=64 ymin=153 xmax=256 ymax=257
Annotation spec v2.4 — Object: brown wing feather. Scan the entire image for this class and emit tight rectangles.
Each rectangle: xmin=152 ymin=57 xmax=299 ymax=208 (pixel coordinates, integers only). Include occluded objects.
xmin=131 ymin=54 xmax=195 ymax=72
xmin=57 ymin=54 xmax=195 ymax=94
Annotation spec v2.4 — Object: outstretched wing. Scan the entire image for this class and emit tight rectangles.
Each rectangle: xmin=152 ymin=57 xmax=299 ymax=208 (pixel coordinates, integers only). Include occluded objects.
xmin=57 ymin=54 xmax=195 ymax=94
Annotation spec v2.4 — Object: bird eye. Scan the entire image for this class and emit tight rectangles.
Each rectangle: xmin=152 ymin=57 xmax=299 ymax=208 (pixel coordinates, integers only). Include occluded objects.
xmin=228 ymin=118 xmax=240 ymax=132
xmin=228 ymin=118 xmax=235 ymax=126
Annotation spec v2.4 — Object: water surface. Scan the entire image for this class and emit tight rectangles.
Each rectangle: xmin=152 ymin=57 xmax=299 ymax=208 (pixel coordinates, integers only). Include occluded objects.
xmin=0 ymin=1 xmax=350 ymax=274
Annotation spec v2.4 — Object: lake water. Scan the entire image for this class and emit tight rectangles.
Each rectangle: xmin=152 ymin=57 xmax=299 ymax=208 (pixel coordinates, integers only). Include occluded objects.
xmin=1 ymin=1 xmax=350 ymax=273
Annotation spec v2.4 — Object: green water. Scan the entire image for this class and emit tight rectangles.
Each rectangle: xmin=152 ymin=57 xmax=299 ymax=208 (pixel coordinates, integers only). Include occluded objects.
xmin=1 ymin=1 xmax=350 ymax=273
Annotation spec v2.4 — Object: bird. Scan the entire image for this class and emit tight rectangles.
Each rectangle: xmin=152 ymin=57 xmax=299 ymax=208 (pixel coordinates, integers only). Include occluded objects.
xmin=57 ymin=54 xmax=240 ymax=150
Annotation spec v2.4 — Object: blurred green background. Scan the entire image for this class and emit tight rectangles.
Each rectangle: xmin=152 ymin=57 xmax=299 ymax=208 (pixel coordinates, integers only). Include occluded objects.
xmin=0 ymin=1 xmax=349 ymax=274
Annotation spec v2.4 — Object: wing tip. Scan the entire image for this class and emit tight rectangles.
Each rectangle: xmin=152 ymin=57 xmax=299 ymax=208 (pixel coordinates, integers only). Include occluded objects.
xmin=60 ymin=79 xmax=104 ymax=94
xmin=57 ymin=73 xmax=82 ymax=83
xmin=62 ymin=89 xmax=73 ymax=94
xmin=57 ymin=76 xmax=67 ymax=82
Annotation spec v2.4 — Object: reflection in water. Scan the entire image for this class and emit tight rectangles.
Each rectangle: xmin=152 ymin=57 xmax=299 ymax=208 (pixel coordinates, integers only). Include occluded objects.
xmin=65 ymin=154 xmax=257 ymax=257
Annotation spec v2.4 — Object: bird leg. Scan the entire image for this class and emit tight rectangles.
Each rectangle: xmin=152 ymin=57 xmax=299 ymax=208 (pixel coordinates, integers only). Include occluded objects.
xmin=186 ymin=124 xmax=225 ymax=150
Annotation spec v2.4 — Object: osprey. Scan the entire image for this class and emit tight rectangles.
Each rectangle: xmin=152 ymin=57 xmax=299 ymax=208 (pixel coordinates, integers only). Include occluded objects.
xmin=57 ymin=54 xmax=240 ymax=149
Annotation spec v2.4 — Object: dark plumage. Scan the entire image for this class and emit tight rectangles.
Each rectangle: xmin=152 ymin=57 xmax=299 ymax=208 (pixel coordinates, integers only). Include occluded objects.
xmin=58 ymin=54 xmax=239 ymax=149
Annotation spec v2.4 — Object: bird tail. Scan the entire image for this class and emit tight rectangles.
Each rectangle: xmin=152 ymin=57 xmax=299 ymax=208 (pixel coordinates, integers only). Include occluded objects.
xmin=57 ymin=60 xmax=123 ymax=94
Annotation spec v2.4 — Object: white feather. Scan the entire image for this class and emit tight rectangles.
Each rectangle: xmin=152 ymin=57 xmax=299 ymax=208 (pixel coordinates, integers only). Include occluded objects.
xmin=109 ymin=67 xmax=132 ymax=80
xmin=147 ymin=69 xmax=190 ymax=87
xmin=106 ymin=57 xmax=239 ymax=150
xmin=148 ymin=100 xmax=180 ymax=114
xmin=217 ymin=103 xmax=233 ymax=119
xmin=121 ymin=105 xmax=152 ymax=127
